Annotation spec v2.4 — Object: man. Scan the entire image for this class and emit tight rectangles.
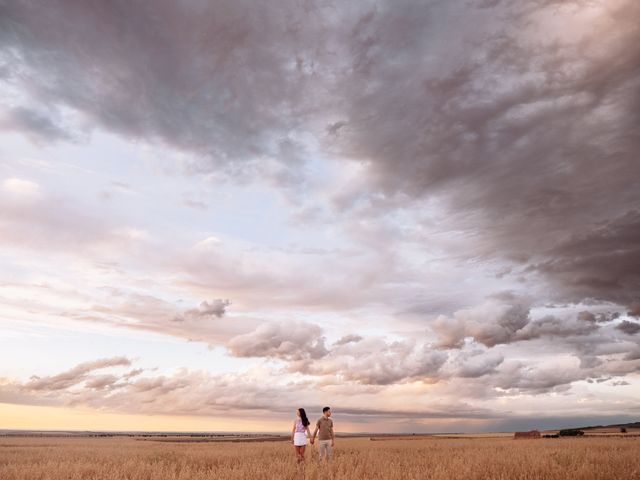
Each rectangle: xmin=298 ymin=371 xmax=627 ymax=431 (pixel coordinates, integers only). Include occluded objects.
xmin=311 ymin=406 xmax=335 ymax=460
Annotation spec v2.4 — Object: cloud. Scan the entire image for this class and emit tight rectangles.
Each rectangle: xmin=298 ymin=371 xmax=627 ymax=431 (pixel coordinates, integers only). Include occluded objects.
xmin=448 ymin=349 xmax=504 ymax=379
xmin=624 ymin=347 xmax=640 ymax=361
xmin=23 ymin=357 xmax=131 ymax=391
xmin=628 ymin=303 xmax=640 ymax=317
xmin=324 ymin=0 xmax=640 ymax=309
xmin=2 ymin=352 xmax=639 ymax=429
xmin=514 ymin=315 xmax=599 ymax=342
xmin=0 ymin=357 xmax=489 ymax=424
xmin=336 ymin=343 xmax=446 ymax=385
xmin=1 ymin=0 xmax=638 ymax=314
xmin=227 ymin=321 xmax=328 ymax=361
xmin=294 ymin=336 xmax=448 ymax=385
xmin=616 ymin=320 xmax=640 ymax=335
xmin=431 ymin=295 xmax=532 ymax=348
xmin=173 ymin=299 xmax=230 ymax=322
xmin=577 ymin=311 xmax=597 ymax=323
xmin=333 ymin=334 xmax=363 ymax=346
xmin=63 ymin=294 xmax=252 ymax=346
xmin=430 ymin=295 xmax=622 ymax=350
xmin=534 ymin=211 xmax=640 ymax=306
xmin=577 ymin=311 xmax=621 ymax=323
xmin=611 ymin=380 xmax=630 ymax=386
xmin=0 ymin=106 xmax=73 ymax=142
xmin=84 ymin=374 xmax=120 ymax=391
xmin=227 ymin=325 xmax=449 ymax=386
xmin=0 ymin=360 xmax=494 ymax=422
xmin=0 ymin=0 xmax=332 ymax=178
xmin=492 ymin=361 xmax=591 ymax=394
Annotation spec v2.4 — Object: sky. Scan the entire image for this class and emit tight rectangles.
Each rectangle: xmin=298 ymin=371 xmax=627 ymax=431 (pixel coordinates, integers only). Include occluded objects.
xmin=0 ymin=0 xmax=639 ymax=434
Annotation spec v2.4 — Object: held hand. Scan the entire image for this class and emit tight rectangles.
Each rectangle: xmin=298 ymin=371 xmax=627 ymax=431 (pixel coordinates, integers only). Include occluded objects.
xmin=331 ymin=441 xmax=335 ymax=447
xmin=310 ymin=438 xmax=314 ymax=445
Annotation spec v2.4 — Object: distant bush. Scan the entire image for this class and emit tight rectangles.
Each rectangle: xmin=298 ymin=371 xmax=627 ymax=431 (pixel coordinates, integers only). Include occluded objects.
xmin=543 ymin=434 xmax=559 ymax=438
xmin=620 ymin=427 xmax=627 ymax=433
xmin=558 ymin=429 xmax=584 ymax=437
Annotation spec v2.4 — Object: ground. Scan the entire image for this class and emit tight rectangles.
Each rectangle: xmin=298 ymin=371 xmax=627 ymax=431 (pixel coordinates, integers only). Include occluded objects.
xmin=1 ymin=435 xmax=639 ymax=479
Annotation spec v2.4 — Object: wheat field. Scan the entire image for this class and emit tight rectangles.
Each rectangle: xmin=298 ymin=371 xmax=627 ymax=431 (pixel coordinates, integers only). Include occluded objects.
xmin=1 ymin=435 xmax=639 ymax=480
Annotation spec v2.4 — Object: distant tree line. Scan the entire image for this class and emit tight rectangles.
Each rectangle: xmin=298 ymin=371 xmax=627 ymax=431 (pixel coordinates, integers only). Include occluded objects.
xmin=558 ymin=429 xmax=584 ymax=437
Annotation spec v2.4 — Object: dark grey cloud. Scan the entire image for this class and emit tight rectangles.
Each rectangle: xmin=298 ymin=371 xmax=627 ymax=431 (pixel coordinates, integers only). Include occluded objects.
xmin=514 ymin=315 xmax=599 ymax=342
xmin=0 ymin=0 xmax=330 ymax=178
xmin=577 ymin=311 xmax=620 ymax=324
xmin=577 ymin=311 xmax=597 ymax=323
xmin=610 ymin=380 xmax=630 ymax=386
xmin=2 ymin=0 xmax=637 ymax=311
xmin=430 ymin=293 xmax=637 ymax=352
xmin=326 ymin=0 xmax=640 ymax=309
xmin=534 ymin=211 xmax=640 ymax=306
xmin=616 ymin=320 xmax=640 ymax=335
xmin=0 ymin=106 xmax=73 ymax=141
xmin=628 ymin=303 xmax=640 ymax=317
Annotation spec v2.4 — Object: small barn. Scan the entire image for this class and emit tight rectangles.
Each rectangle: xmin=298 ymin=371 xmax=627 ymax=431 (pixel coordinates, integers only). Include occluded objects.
xmin=514 ymin=430 xmax=541 ymax=439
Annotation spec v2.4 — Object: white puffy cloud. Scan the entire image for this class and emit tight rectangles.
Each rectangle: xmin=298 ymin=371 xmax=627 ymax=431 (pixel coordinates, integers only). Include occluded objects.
xmin=227 ymin=321 xmax=328 ymax=361
xmin=431 ymin=295 xmax=532 ymax=348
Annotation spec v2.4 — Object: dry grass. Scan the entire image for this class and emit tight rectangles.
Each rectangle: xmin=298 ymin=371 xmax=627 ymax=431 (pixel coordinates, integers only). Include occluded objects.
xmin=1 ymin=435 xmax=639 ymax=480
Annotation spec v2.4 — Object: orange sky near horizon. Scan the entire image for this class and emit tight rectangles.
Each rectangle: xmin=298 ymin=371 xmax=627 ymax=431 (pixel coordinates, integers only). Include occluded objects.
xmin=0 ymin=403 xmax=494 ymax=434
xmin=0 ymin=403 xmax=288 ymax=433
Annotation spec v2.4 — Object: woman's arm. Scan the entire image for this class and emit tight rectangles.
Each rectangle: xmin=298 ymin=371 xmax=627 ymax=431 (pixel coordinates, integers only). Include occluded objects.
xmin=306 ymin=426 xmax=313 ymax=443
xmin=291 ymin=422 xmax=295 ymax=443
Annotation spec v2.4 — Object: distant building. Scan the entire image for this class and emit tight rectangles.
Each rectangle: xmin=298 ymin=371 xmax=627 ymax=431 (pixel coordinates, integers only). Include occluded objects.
xmin=514 ymin=430 xmax=541 ymax=439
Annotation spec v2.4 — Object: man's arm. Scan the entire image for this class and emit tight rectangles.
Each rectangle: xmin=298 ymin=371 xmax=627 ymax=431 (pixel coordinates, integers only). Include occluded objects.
xmin=312 ymin=420 xmax=319 ymax=440
xmin=330 ymin=421 xmax=335 ymax=446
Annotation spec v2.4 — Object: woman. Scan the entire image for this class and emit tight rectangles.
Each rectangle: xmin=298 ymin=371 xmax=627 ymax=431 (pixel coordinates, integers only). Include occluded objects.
xmin=291 ymin=407 xmax=312 ymax=463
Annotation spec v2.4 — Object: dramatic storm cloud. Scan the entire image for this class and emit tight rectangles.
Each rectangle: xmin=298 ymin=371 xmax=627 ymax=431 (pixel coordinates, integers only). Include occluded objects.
xmin=0 ymin=0 xmax=638 ymax=433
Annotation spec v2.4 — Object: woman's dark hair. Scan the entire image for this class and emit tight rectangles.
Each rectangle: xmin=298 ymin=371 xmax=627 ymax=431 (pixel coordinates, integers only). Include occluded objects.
xmin=298 ymin=408 xmax=310 ymax=427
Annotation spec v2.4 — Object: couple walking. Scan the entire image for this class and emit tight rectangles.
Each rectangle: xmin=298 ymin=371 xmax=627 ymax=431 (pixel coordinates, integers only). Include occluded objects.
xmin=291 ymin=406 xmax=334 ymax=463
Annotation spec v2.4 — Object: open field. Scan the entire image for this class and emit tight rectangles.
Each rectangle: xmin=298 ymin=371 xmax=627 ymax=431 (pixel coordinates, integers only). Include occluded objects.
xmin=1 ymin=435 xmax=639 ymax=480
